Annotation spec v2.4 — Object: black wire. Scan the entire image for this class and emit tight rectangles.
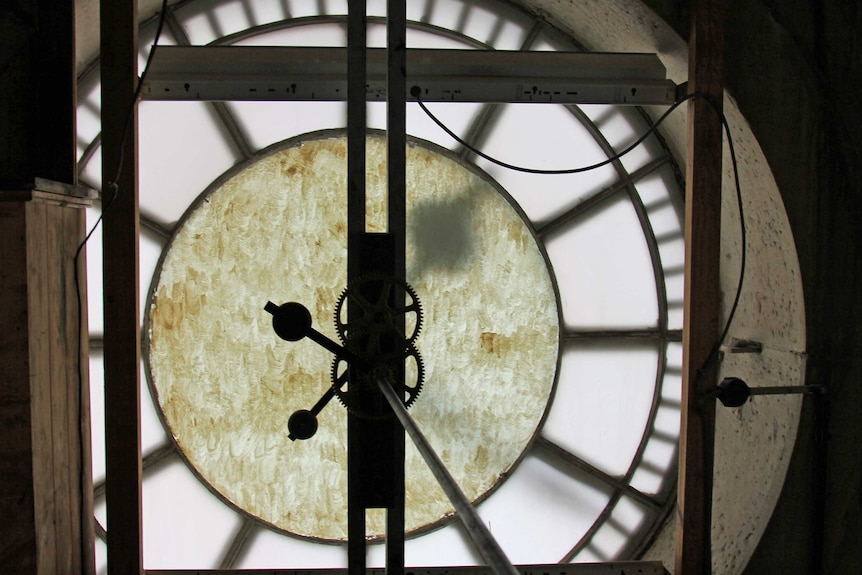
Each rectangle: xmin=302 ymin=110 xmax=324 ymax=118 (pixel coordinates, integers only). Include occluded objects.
xmin=415 ymin=88 xmax=747 ymax=396
xmin=413 ymin=85 xmax=701 ymax=175
xmin=73 ymin=0 xmax=169 ymax=554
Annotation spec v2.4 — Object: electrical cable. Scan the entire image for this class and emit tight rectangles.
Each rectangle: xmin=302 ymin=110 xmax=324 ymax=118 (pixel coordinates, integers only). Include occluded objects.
xmin=414 ymin=88 xmax=748 ymax=396
xmin=412 ymin=85 xmax=699 ymax=174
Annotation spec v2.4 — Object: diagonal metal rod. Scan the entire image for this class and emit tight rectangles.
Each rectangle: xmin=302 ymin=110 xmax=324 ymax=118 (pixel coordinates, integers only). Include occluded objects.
xmin=375 ymin=377 xmax=519 ymax=575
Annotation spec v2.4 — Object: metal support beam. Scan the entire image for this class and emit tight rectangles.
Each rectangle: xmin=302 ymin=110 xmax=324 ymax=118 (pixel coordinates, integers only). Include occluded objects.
xmin=346 ymin=5 xmax=368 ymax=575
xmin=145 ymin=563 xmax=668 ymax=575
xmin=141 ymin=47 xmax=676 ymax=105
xmin=386 ymin=2 xmax=408 ymax=574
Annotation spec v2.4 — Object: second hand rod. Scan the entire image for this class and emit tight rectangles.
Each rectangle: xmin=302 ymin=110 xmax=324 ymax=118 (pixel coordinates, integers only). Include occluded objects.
xmin=375 ymin=377 xmax=519 ymax=575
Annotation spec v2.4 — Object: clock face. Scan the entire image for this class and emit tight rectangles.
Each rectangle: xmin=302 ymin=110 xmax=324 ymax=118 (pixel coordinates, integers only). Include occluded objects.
xmin=79 ymin=0 xmax=686 ymax=570
xmin=145 ymin=132 xmax=560 ymax=541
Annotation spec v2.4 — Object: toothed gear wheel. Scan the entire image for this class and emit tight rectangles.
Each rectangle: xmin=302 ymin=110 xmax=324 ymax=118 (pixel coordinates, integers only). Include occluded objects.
xmin=334 ymin=276 xmax=423 ymax=352
xmin=331 ymin=343 xmax=424 ymax=419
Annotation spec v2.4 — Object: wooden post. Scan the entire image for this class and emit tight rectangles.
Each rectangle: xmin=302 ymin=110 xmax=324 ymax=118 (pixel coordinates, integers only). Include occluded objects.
xmin=0 ymin=185 xmax=95 ymax=575
xmin=675 ymin=0 xmax=725 ymax=573
xmin=100 ymin=0 xmax=143 ymax=574
xmin=0 ymin=0 xmax=95 ymax=571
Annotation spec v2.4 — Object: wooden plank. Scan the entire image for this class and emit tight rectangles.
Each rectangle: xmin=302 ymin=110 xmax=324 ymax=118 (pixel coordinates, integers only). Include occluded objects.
xmin=100 ymin=0 xmax=143 ymax=574
xmin=73 ymin=205 xmax=96 ymax=575
xmin=47 ymin=202 xmax=75 ymax=573
xmin=27 ymin=202 xmax=58 ymax=575
xmin=48 ymin=203 xmax=92 ymax=574
xmin=675 ymin=0 xmax=725 ymax=574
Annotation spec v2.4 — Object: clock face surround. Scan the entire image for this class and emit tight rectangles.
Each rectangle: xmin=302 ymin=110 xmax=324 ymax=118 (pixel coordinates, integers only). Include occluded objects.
xmin=80 ymin=0 xmax=689 ymax=568
xmin=144 ymin=131 xmax=561 ymax=541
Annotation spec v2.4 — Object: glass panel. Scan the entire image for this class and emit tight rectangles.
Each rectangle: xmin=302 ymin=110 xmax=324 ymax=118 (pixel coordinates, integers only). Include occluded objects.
xmin=288 ymin=0 xmax=350 ymax=19
xmin=95 ymin=537 xmax=108 ymax=575
xmin=141 ymin=360 xmax=169 ymax=455
xmin=138 ymin=101 xmax=240 ymax=225
xmin=94 ymin=496 xmax=106 ymax=532
xmin=174 ymin=0 xmax=263 ymax=44
xmin=85 ymin=207 xmax=104 ymax=335
xmin=629 ymin=433 xmax=676 ymax=496
xmin=224 ymin=101 xmax=345 ymax=152
xmin=370 ymin=101 xmax=486 ymax=153
xmin=79 ymin=145 xmax=102 ymax=191
xmin=572 ymin=546 xmax=603 ymax=563
xmin=89 ymin=352 xmax=106 ymax=482
xmin=388 ymin=521 xmax=482 ymax=567
xmin=368 ymin=22 xmax=487 ymax=49
xmin=236 ymin=527 xmax=347 ymax=568
xmin=76 ymin=73 xmax=102 ymax=163
xmin=545 ymin=195 xmax=659 ymax=329
xmin=542 ymin=341 xmax=659 ymax=476
xmin=636 ymin=165 xmax=685 ymax=329
xmin=476 ymin=450 xmax=613 ymax=564
xmin=587 ymin=497 xmax=648 ymax=560
xmin=140 ymin=228 xmax=163 ymax=320
xmin=142 ymin=458 xmax=242 ymax=568
xmin=89 ymin=352 xmax=168 ymax=484
xmin=471 ymin=104 xmax=617 ymax=224
xmin=532 ymin=30 xmax=581 ymax=52
xmin=232 ymin=22 xmax=347 ymax=47
xmin=94 ymin=498 xmax=107 ymax=574
xmin=631 ymin=342 xmax=680 ymax=494
xmin=580 ymin=106 xmax=665 ymax=173
xmin=391 ymin=0 xmax=531 ymax=49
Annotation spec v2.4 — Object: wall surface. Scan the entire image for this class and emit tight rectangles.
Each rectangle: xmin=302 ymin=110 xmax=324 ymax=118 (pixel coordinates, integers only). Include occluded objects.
xmin=637 ymin=2 xmax=862 ymax=574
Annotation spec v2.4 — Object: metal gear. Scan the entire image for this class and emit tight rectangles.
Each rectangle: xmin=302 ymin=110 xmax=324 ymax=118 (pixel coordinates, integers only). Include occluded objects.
xmin=330 ymin=342 xmax=425 ymax=419
xmin=334 ymin=275 xmax=423 ymax=352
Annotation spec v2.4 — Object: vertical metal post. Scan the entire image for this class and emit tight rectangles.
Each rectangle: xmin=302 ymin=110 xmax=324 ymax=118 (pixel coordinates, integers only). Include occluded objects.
xmin=675 ymin=0 xmax=725 ymax=573
xmin=346 ymin=3 xmax=368 ymax=575
xmin=386 ymin=2 xmax=408 ymax=574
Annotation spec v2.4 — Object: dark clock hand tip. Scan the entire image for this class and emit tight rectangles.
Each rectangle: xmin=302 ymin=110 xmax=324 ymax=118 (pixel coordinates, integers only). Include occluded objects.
xmin=266 ymin=301 xmax=312 ymax=342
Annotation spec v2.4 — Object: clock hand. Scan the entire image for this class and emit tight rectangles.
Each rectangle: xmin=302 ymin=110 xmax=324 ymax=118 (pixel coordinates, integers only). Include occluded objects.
xmin=376 ymin=376 xmax=519 ymax=575
xmin=265 ymin=300 xmax=367 ymax=440
xmin=264 ymin=300 xmax=367 ymax=366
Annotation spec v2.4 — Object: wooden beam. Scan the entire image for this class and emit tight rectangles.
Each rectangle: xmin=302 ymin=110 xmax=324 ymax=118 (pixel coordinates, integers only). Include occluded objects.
xmin=100 ymin=0 xmax=143 ymax=574
xmin=0 ymin=190 xmax=94 ymax=574
xmin=675 ymin=0 xmax=725 ymax=574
